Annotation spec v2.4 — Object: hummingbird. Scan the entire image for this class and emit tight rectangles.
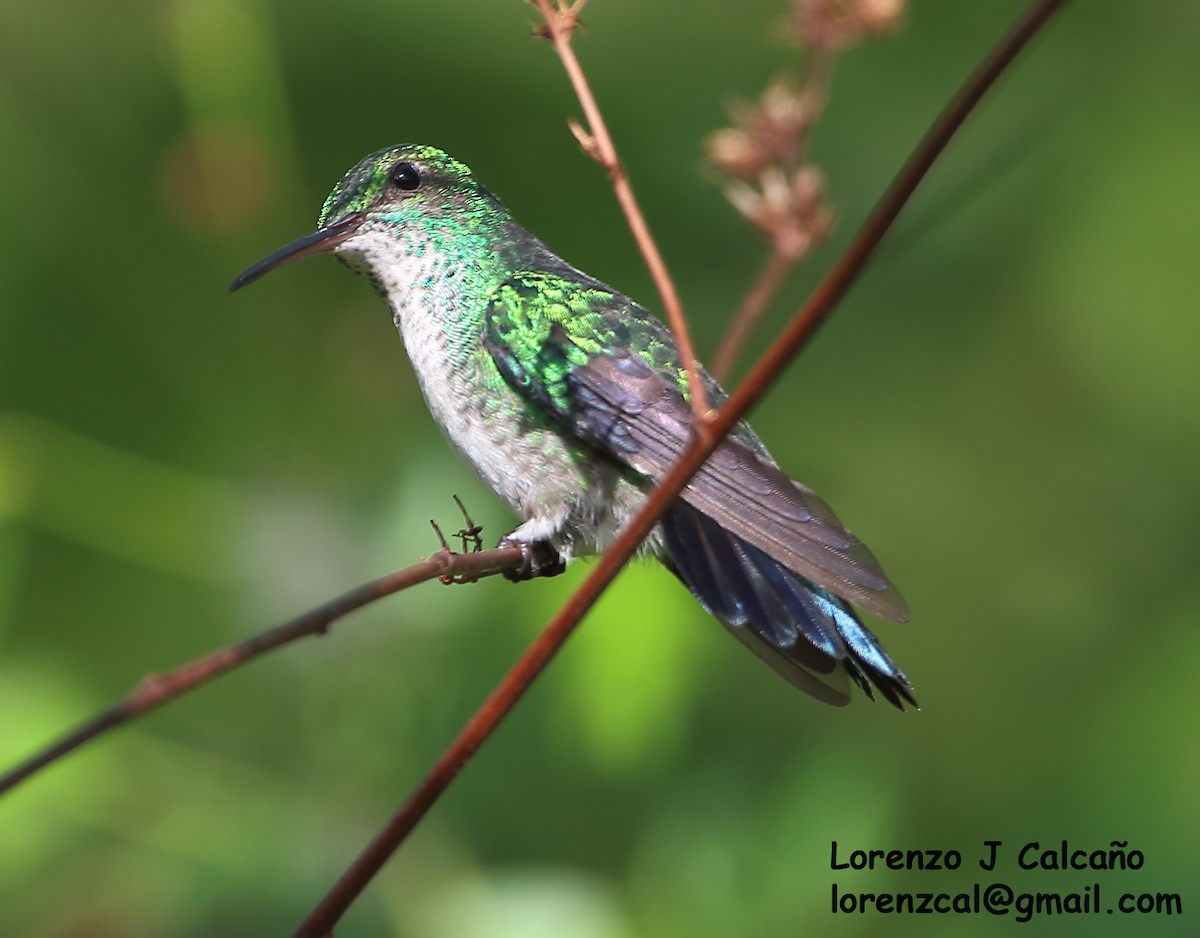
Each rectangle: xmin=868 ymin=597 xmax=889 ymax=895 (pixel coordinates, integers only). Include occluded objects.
xmin=231 ymin=144 xmax=915 ymax=709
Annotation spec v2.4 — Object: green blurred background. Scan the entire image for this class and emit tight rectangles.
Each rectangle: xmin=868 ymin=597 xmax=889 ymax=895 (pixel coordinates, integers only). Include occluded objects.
xmin=2 ymin=1 xmax=1197 ymax=935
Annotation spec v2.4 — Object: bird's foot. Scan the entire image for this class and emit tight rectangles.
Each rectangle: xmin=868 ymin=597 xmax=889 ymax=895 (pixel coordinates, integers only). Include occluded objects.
xmin=499 ymin=537 xmax=566 ymax=581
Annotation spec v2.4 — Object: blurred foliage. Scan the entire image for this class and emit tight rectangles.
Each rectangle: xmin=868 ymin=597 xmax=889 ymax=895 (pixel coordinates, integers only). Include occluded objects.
xmin=2 ymin=1 xmax=1198 ymax=936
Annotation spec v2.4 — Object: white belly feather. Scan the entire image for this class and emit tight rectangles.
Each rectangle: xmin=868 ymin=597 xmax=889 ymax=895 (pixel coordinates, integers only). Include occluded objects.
xmin=352 ymin=227 xmax=642 ymax=558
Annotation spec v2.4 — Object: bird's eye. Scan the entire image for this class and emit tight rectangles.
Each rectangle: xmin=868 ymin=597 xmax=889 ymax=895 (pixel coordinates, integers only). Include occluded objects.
xmin=390 ymin=162 xmax=421 ymax=191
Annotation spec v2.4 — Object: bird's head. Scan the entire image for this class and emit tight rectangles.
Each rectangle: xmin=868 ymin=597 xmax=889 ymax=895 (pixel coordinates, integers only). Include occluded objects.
xmin=230 ymin=144 xmax=504 ymax=291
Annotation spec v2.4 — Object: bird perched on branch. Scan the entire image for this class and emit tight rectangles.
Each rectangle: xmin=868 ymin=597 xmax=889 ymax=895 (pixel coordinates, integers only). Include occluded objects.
xmin=232 ymin=144 xmax=915 ymax=709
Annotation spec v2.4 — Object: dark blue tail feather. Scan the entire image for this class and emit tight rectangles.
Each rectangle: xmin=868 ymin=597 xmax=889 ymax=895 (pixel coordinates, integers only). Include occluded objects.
xmin=661 ymin=503 xmax=916 ymax=709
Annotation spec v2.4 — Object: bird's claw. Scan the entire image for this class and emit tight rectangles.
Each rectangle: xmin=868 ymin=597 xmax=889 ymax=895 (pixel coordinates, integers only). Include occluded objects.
xmin=500 ymin=537 xmax=566 ymax=582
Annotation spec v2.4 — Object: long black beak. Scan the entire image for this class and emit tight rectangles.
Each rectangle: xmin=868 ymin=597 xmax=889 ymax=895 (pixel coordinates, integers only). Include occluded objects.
xmin=229 ymin=212 xmax=365 ymax=292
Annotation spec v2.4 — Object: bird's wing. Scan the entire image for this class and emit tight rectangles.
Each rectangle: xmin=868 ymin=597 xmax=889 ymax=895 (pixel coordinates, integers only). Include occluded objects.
xmin=483 ymin=271 xmax=909 ymax=622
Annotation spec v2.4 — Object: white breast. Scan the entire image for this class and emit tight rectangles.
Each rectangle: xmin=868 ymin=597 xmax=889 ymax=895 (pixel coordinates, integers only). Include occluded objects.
xmin=344 ymin=227 xmax=625 ymax=557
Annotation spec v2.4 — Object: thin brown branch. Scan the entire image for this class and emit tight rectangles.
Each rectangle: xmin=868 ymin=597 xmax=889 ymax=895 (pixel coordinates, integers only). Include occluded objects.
xmin=293 ymin=2 xmax=1069 ymax=933
xmin=711 ymin=248 xmax=797 ymax=383
xmin=0 ymin=546 xmax=523 ymax=798
xmin=531 ymin=0 xmax=711 ymax=419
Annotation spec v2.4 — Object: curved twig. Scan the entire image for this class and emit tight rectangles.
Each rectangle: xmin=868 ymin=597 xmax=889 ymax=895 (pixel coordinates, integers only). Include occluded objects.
xmin=0 ymin=546 xmax=523 ymax=798
xmin=531 ymin=0 xmax=711 ymax=418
